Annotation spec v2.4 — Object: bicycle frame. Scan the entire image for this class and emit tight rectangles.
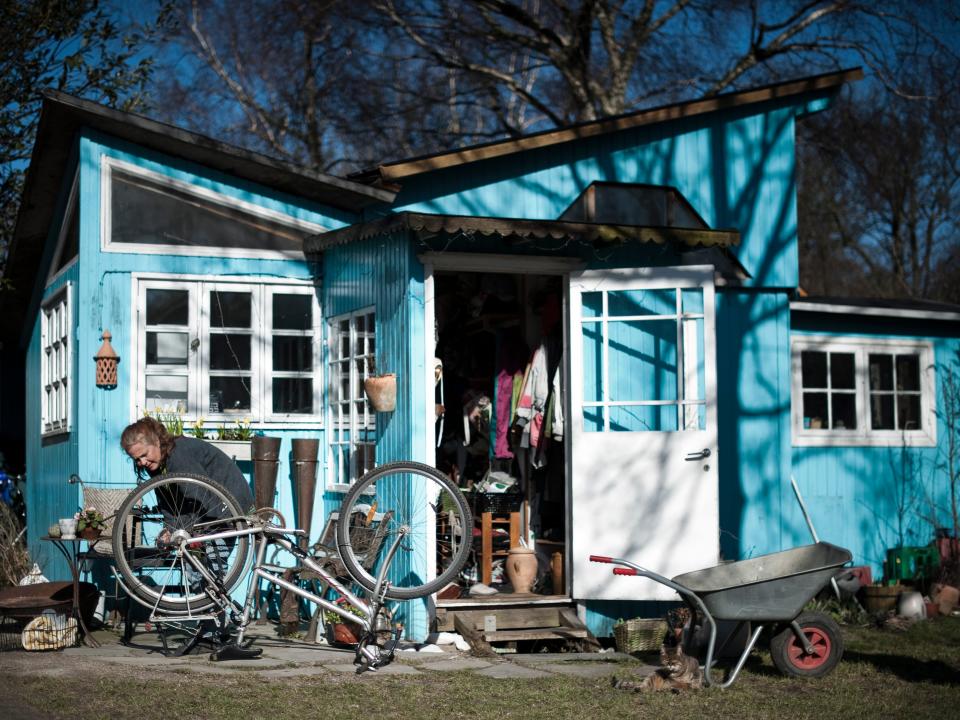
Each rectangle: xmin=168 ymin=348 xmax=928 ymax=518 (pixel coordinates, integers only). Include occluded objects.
xmin=114 ymin=516 xmax=407 ymax=666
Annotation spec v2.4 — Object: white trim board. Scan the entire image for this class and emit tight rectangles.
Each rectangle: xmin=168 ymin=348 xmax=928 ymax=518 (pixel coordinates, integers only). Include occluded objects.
xmin=791 ymin=301 xmax=960 ymax=323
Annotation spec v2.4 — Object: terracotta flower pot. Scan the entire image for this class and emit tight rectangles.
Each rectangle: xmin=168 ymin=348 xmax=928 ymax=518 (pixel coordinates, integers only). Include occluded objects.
xmin=78 ymin=526 xmax=102 ymax=543
xmin=506 ymin=546 xmax=538 ymax=594
xmin=363 ymin=374 xmax=397 ymax=412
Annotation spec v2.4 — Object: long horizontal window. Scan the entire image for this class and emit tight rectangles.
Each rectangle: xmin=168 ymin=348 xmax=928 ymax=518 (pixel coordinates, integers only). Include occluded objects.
xmin=792 ymin=336 xmax=936 ymax=447
xmin=136 ymin=277 xmax=321 ymax=425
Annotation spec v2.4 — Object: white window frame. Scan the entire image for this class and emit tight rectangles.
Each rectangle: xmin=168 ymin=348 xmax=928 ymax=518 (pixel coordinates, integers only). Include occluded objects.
xmin=132 ymin=273 xmax=322 ymax=427
xmin=40 ymin=283 xmax=72 ymax=436
xmin=326 ymin=307 xmax=376 ymax=490
xmin=791 ymin=335 xmax=936 ymax=447
xmin=101 ymin=157 xmax=328 ymax=260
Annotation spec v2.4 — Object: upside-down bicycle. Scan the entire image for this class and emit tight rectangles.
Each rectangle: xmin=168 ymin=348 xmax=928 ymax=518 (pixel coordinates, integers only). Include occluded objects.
xmin=109 ymin=461 xmax=472 ymax=670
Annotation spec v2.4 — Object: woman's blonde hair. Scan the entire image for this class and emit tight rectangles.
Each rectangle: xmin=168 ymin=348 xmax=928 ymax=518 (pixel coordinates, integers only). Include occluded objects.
xmin=121 ymin=417 xmax=175 ymax=478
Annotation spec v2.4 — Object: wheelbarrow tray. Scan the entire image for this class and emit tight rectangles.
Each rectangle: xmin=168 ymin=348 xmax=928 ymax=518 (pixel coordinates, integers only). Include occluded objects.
xmin=671 ymin=542 xmax=852 ymax=622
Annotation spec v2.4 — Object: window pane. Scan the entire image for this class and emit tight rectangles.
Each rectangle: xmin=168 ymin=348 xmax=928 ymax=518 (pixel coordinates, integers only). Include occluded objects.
xmin=607 ymin=289 xmax=675 ymax=317
xmin=582 ymin=321 xmax=603 ymax=403
xmin=681 ymin=288 xmax=704 ymax=314
xmin=273 ymin=336 xmax=312 ymax=372
xmin=803 ymin=392 xmax=827 ymax=429
xmin=871 ymin=394 xmax=895 ymax=430
xmin=112 ymin=168 xmax=303 ymax=252
xmin=145 ymin=375 xmax=187 ymax=411
xmin=869 ymin=354 xmax=893 ymax=391
xmin=608 ymin=319 xmax=677 ymax=402
xmin=147 ymin=332 xmax=188 ymax=365
xmin=830 ymin=353 xmax=855 ymax=389
xmin=898 ymin=394 xmax=921 ymax=430
xmin=583 ymin=406 xmax=604 ymax=432
xmin=610 ymin=404 xmax=678 ymax=432
xmin=831 ymin=393 xmax=856 ymax=429
xmin=273 ymin=294 xmax=312 ymax=330
xmin=210 ymin=291 xmax=251 ymax=328
xmin=896 ymin=355 xmax=920 ymax=391
xmin=273 ymin=378 xmax=313 ymax=414
xmin=210 ymin=334 xmax=251 ymax=370
xmin=146 ymin=289 xmax=188 ymax=326
xmin=801 ymin=351 xmax=827 ymax=388
xmin=582 ymin=292 xmax=603 ymax=318
xmin=209 ymin=377 xmax=251 ymax=412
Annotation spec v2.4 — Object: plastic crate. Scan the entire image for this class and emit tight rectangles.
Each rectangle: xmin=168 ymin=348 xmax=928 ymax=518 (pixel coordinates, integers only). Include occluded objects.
xmin=470 ymin=491 xmax=524 ymax=514
xmin=884 ymin=546 xmax=940 ymax=584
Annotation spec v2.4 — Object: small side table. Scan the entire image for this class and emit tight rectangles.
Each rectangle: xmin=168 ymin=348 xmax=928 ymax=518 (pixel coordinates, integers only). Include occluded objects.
xmin=40 ymin=536 xmax=100 ymax=648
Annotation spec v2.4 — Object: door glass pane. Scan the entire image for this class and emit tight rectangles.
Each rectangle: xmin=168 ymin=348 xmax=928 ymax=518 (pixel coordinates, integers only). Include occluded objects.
xmin=145 ymin=375 xmax=187 ymax=411
xmin=801 ymin=351 xmax=827 ymax=388
xmin=583 ymin=406 xmax=604 ymax=432
xmin=273 ymin=294 xmax=312 ymax=330
xmin=146 ymin=289 xmax=188 ymax=325
xmin=582 ymin=292 xmax=603 ymax=318
xmin=831 ymin=393 xmax=856 ymax=429
xmin=610 ymin=405 xmax=678 ymax=432
xmin=608 ymin=319 xmax=676 ymax=402
xmin=209 ymin=376 xmax=251 ymax=412
xmin=896 ymin=355 xmax=920 ymax=391
xmin=869 ymin=354 xmax=893 ymax=390
xmin=581 ymin=322 xmax=603 ymax=403
xmin=871 ymin=394 xmax=895 ymax=429
xmin=146 ymin=332 xmax=188 ymax=365
xmin=210 ymin=334 xmax=251 ymax=370
xmin=608 ymin=289 xmax=675 ymax=317
xmin=273 ymin=336 xmax=312 ymax=372
xmin=210 ymin=291 xmax=251 ymax=328
xmin=830 ymin=353 xmax=855 ymax=389
xmin=681 ymin=288 xmax=704 ymax=314
xmin=273 ymin=378 xmax=313 ymax=414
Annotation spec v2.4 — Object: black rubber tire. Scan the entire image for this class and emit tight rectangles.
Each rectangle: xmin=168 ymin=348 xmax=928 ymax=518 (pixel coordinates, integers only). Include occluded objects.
xmin=335 ymin=461 xmax=472 ymax=600
xmin=111 ymin=473 xmax=251 ymax=612
xmin=770 ymin=611 xmax=844 ymax=678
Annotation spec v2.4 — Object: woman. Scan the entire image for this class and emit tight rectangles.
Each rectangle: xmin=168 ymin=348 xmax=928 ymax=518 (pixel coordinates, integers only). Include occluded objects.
xmin=120 ymin=417 xmax=255 ymax=592
xmin=121 ymin=416 xmax=254 ymax=513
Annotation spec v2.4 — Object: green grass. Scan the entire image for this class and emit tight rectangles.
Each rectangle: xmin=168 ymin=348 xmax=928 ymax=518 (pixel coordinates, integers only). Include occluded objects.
xmin=5 ymin=618 xmax=959 ymax=720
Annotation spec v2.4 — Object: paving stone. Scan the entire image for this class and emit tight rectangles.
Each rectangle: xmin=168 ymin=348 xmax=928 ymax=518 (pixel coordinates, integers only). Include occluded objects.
xmin=323 ymin=662 xmax=421 ymax=675
xmin=417 ymin=657 xmax=494 ymax=672
xmin=511 ymin=651 xmax=637 ymax=665
xmin=473 ymin=662 xmax=552 ymax=679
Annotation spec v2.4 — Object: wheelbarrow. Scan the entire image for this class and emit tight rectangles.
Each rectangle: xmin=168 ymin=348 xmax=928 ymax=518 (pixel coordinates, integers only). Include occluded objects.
xmin=590 ymin=541 xmax=852 ymax=688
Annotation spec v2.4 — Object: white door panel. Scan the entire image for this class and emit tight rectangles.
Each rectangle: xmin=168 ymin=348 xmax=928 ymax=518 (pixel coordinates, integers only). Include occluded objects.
xmin=569 ymin=266 xmax=719 ymax=601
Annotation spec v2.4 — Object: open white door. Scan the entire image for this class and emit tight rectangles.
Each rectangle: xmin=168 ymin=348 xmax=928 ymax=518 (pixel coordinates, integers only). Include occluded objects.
xmin=569 ymin=266 xmax=719 ymax=600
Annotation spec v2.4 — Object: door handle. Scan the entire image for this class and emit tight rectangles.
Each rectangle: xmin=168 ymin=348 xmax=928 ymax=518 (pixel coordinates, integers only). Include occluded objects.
xmin=685 ymin=448 xmax=711 ymax=461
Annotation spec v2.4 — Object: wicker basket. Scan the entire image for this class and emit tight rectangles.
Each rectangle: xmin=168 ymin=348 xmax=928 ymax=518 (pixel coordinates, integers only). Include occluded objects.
xmin=613 ymin=618 xmax=667 ymax=654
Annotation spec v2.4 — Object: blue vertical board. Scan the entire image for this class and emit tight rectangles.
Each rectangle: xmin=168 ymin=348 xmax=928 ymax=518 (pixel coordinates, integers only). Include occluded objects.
xmin=392 ymin=104 xmax=805 ymax=288
xmin=322 ymin=230 xmax=431 ymax=638
xmin=715 ymin=289 xmax=792 ymax=561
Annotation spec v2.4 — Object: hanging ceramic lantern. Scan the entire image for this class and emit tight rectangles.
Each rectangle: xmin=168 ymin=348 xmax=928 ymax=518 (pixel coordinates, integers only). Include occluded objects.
xmin=94 ymin=330 xmax=120 ymax=388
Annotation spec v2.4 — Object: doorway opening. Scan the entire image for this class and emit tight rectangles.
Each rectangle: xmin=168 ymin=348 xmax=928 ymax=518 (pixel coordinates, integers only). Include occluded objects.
xmin=430 ymin=268 xmax=568 ymax=603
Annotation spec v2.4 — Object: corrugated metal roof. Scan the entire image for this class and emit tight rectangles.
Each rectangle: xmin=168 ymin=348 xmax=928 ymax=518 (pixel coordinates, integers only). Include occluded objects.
xmin=305 ymin=211 xmax=740 ymax=253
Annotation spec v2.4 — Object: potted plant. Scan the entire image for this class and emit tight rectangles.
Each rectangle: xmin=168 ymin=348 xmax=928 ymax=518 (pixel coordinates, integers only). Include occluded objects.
xmin=75 ymin=506 xmax=106 ymax=542
xmin=207 ymin=418 xmax=254 ymax=461
xmin=323 ymin=600 xmax=365 ymax=645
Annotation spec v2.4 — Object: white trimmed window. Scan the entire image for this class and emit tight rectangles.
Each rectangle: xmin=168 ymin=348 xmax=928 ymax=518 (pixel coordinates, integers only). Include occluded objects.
xmin=326 ymin=309 xmax=376 ymax=488
xmin=792 ymin=336 xmax=936 ymax=447
xmin=135 ymin=277 xmax=321 ymax=424
xmin=41 ymin=284 xmax=72 ymax=436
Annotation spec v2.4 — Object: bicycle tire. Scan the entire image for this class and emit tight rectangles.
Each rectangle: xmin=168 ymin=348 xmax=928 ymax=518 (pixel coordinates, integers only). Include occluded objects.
xmin=111 ymin=473 xmax=251 ymax=613
xmin=335 ymin=461 xmax=472 ymax=600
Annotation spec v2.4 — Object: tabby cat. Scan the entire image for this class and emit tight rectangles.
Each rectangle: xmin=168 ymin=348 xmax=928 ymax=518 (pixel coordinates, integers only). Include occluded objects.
xmin=612 ymin=607 xmax=703 ymax=693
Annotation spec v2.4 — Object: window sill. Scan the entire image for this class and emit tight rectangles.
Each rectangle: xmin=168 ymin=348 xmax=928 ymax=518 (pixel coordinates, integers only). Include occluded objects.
xmin=792 ymin=430 xmax=936 ymax=448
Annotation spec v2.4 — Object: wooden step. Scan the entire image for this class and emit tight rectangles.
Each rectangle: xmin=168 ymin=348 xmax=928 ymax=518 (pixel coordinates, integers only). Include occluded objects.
xmin=483 ymin=627 xmax=589 ymax=642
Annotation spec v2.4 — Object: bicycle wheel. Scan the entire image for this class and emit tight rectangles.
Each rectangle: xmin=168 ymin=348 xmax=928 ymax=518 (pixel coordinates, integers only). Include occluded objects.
xmin=335 ymin=461 xmax=471 ymax=600
xmin=112 ymin=473 xmax=252 ymax=613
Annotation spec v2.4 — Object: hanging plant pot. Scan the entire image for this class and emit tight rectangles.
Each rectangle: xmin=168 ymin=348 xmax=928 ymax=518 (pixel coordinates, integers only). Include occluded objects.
xmin=363 ymin=373 xmax=397 ymax=412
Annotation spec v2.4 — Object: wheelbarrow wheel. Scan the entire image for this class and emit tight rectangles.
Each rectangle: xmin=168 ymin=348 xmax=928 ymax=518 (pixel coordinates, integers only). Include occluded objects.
xmin=770 ymin=612 xmax=843 ymax=678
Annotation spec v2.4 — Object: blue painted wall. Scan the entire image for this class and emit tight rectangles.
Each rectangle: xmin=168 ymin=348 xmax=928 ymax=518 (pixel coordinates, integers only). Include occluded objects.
xmin=790 ymin=313 xmax=960 ymax=580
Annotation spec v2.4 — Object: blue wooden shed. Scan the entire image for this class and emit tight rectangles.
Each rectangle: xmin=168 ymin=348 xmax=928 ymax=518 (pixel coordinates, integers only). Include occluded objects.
xmin=4 ymin=67 xmax=959 ymax=641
